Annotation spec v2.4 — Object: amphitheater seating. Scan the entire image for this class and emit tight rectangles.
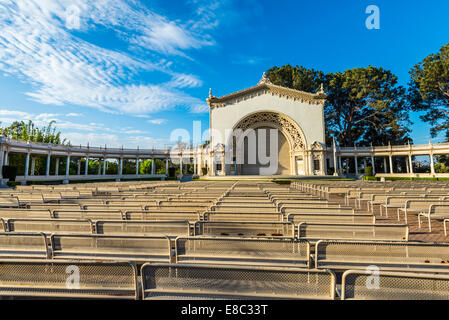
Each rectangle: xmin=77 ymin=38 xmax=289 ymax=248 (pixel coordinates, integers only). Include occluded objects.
xmin=298 ymin=223 xmax=409 ymax=241
xmin=50 ymin=234 xmax=171 ymax=262
xmin=52 ymin=209 xmax=123 ymax=220
xmin=0 ymin=196 xmax=20 ymax=207
xmin=0 ymin=179 xmax=445 ymax=300
xmin=0 ymin=260 xmax=138 ymax=299
xmin=175 ymin=237 xmax=309 ymax=266
xmin=124 ymin=210 xmax=201 ymax=222
xmin=95 ymin=220 xmax=192 ymax=237
xmin=0 ymin=232 xmax=49 ymax=258
xmin=287 ymin=213 xmax=375 ymax=224
xmin=7 ymin=218 xmax=93 ymax=234
xmin=380 ymin=196 xmax=445 ymax=217
xmin=0 ymin=209 xmax=52 ymax=219
xmin=397 ymin=199 xmax=449 ymax=222
xmin=203 ymin=211 xmax=283 ymax=222
xmin=315 ymin=240 xmax=449 ymax=271
xmin=141 ymin=263 xmax=335 ymax=300
xmin=418 ymin=204 xmax=449 ymax=232
xmin=194 ymin=221 xmax=295 ymax=237
xmin=342 ymin=270 xmax=449 ymax=300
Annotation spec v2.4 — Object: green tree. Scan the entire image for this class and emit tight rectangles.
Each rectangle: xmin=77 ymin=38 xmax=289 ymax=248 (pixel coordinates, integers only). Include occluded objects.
xmin=139 ymin=159 xmax=153 ymax=175
xmin=0 ymin=120 xmax=67 ymax=144
xmin=267 ymin=65 xmax=411 ymax=146
xmin=408 ymin=42 xmax=449 ymax=137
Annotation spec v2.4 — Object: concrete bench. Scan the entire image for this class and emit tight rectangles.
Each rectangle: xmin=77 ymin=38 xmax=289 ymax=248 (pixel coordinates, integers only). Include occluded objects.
xmin=195 ymin=221 xmax=294 ymax=237
xmin=7 ymin=218 xmax=93 ymax=234
xmin=141 ymin=263 xmax=335 ymax=300
xmin=203 ymin=211 xmax=284 ymax=222
xmin=298 ymin=223 xmax=408 ymax=242
xmin=95 ymin=220 xmax=192 ymax=237
xmin=342 ymin=270 xmax=449 ymax=300
xmin=50 ymin=234 xmax=171 ymax=263
xmin=0 ymin=232 xmax=49 ymax=258
xmin=0 ymin=260 xmax=138 ymax=299
xmin=315 ymin=240 xmax=449 ymax=271
xmin=418 ymin=204 xmax=449 ymax=232
xmin=287 ymin=213 xmax=375 ymax=225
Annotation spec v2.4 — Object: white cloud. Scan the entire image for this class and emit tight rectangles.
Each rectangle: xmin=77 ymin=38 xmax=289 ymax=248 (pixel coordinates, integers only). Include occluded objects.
xmin=66 ymin=113 xmax=83 ymax=117
xmin=148 ymin=119 xmax=168 ymax=125
xmin=0 ymin=0 xmax=218 ymax=114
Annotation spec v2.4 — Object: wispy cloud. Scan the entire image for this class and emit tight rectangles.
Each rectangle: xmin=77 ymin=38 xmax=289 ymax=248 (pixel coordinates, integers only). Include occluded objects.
xmin=148 ymin=119 xmax=168 ymax=125
xmin=0 ymin=0 xmax=220 ymax=114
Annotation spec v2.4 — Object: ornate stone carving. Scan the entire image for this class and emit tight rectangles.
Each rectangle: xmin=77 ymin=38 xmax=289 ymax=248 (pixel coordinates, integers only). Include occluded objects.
xmin=234 ymin=112 xmax=306 ymax=150
xmin=310 ymin=141 xmax=324 ymax=150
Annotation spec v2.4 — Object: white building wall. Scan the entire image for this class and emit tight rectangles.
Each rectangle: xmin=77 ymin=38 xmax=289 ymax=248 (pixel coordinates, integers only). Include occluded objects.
xmin=210 ymin=94 xmax=325 ymax=147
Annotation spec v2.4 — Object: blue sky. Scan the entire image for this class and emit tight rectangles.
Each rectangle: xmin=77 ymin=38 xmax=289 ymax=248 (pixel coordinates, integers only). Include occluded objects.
xmin=0 ymin=0 xmax=448 ymax=148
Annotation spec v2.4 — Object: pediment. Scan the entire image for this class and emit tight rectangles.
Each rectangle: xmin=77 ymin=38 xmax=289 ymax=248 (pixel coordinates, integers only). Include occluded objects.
xmin=207 ymin=79 xmax=327 ymax=109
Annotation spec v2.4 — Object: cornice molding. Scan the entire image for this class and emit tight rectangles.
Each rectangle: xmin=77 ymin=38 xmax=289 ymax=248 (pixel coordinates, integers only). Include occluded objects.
xmin=207 ymin=81 xmax=327 ymax=109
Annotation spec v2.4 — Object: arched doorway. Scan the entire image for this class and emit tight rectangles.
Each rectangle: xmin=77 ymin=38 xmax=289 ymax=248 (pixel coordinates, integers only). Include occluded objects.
xmin=230 ymin=111 xmax=307 ymax=176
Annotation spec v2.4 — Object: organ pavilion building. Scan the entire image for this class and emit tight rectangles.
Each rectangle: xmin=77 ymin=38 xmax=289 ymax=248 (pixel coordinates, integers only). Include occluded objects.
xmin=204 ymin=74 xmax=328 ymax=176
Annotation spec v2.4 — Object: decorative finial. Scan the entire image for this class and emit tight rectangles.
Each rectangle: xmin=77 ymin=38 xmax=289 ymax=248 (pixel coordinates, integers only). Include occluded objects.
xmin=319 ymin=83 xmax=324 ymax=93
xmin=209 ymin=88 xmax=212 ymax=98
xmin=258 ymin=72 xmax=272 ymax=85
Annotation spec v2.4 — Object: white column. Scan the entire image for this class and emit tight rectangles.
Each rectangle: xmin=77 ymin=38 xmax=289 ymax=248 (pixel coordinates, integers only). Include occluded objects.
xmin=46 ymin=154 xmax=51 ymax=176
xmin=180 ymin=157 xmax=183 ymax=175
xmin=151 ymin=158 xmax=155 ymax=175
xmin=30 ymin=157 xmax=35 ymax=176
xmin=363 ymin=158 xmax=367 ymax=174
xmin=371 ymin=156 xmax=376 ymax=175
xmin=24 ymin=153 xmax=30 ymax=177
xmin=409 ymin=155 xmax=414 ymax=174
xmin=77 ymin=159 xmax=81 ymax=175
xmin=119 ymin=158 xmax=123 ymax=176
xmin=354 ymin=156 xmax=359 ymax=175
xmin=66 ymin=155 xmax=71 ymax=176
xmin=136 ymin=158 xmax=139 ymax=175
xmin=4 ymin=152 xmax=8 ymax=165
xmin=165 ymin=159 xmax=169 ymax=175
xmin=430 ymin=154 xmax=435 ymax=175
xmin=55 ymin=158 xmax=60 ymax=176
xmin=102 ymin=158 xmax=106 ymax=175
xmin=193 ymin=157 xmax=197 ymax=175
xmin=84 ymin=156 xmax=89 ymax=176
xmin=384 ymin=157 xmax=388 ymax=173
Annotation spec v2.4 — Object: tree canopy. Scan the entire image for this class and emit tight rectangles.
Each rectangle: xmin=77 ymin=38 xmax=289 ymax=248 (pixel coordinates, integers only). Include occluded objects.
xmin=0 ymin=120 xmax=67 ymax=145
xmin=408 ymin=42 xmax=449 ymax=137
xmin=266 ymin=64 xmax=412 ymax=147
